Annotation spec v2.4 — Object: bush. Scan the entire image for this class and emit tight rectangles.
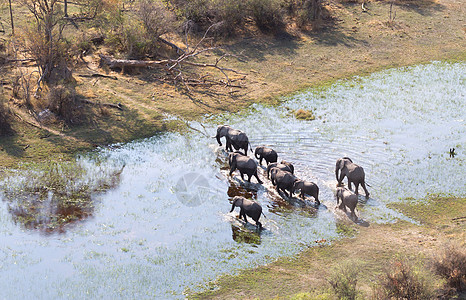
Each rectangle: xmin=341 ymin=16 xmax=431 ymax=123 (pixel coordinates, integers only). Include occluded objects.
xmin=248 ymin=0 xmax=285 ymax=32
xmin=433 ymin=244 xmax=466 ymax=293
xmin=373 ymin=258 xmax=436 ymax=300
xmin=0 ymin=95 xmax=12 ymax=135
xmin=47 ymin=85 xmax=82 ymax=125
xmin=327 ymin=260 xmax=361 ymax=300
xmin=295 ymin=109 xmax=316 ymax=120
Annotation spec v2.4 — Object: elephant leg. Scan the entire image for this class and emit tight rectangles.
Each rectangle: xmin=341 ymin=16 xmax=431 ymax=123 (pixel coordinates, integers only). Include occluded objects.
xmin=301 ymin=192 xmax=305 ymax=200
xmin=240 ymin=172 xmax=245 ymax=180
xmin=354 ymin=182 xmax=359 ymax=195
xmin=338 ymin=173 xmax=346 ymax=186
xmin=254 ymin=171 xmax=263 ymax=184
xmin=259 ymin=157 xmax=263 ymax=166
xmin=247 ymin=174 xmax=252 ymax=182
xmin=348 ymin=180 xmax=353 ymax=191
xmin=361 ymin=182 xmax=370 ymax=198
xmin=241 ymin=209 xmax=248 ymax=223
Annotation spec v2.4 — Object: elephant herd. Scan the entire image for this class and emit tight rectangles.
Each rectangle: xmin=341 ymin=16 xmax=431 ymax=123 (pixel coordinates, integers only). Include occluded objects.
xmin=215 ymin=125 xmax=370 ymax=230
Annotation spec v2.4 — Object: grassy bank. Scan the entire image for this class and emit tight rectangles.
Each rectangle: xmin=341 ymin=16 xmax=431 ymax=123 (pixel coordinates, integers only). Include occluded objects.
xmin=191 ymin=196 xmax=466 ymax=299
xmin=1 ymin=0 xmax=465 ymax=169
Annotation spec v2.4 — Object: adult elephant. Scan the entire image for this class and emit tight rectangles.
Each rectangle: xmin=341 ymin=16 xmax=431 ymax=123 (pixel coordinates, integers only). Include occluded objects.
xmin=266 ymin=161 xmax=294 ymax=179
xmin=230 ymin=196 xmax=264 ymax=229
xmin=229 ymin=152 xmax=263 ymax=184
xmin=292 ymin=180 xmax=320 ymax=205
xmin=336 ymin=187 xmax=358 ymax=220
xmin=270 ymin=167 xmax=298 ymax=198
xmin=216 ymin=125 xmax=251 ymax=155
xmin=335 ymin=157 xmax=370 ymax=197
xmin=254 ymin=146 xmax=278 ymax=166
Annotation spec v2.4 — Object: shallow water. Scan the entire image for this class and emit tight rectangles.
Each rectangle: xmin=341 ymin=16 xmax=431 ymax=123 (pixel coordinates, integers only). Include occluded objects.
xmin=0 ymin=62 xmax=464 ymax=299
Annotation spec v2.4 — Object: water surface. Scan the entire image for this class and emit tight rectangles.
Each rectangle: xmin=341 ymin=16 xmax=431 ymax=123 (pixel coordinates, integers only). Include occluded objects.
xmin=0 ymin=61 xmax=464 ymax=299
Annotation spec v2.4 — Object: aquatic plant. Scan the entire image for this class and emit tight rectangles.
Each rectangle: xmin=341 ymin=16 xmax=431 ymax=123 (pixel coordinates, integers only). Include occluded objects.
xmin=294 ymin=109 xmax=315 ymax=121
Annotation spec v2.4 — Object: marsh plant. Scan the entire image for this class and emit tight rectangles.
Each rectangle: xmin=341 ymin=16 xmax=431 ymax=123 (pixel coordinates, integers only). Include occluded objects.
xmin=372 ymin=257 xmax=436 ymax=300
xmin=0 ymin=160 xmax=124 ymax=234
xmin=432 ymin=243 xmax=466 ymax=295
xmin=327 ymin=260 xmax=362 ymax=300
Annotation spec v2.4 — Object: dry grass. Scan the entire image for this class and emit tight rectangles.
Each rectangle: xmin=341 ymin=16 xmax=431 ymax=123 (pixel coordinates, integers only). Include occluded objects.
xmin=0 ymin=0 xmax=465 ymax=168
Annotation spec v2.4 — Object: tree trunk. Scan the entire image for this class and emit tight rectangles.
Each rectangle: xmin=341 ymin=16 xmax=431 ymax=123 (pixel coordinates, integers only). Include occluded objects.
xmin=8 ymin=0 xmax=14 ymax=36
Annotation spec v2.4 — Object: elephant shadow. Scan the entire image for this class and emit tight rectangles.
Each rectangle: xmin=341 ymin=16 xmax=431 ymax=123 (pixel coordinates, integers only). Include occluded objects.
xmin=334 ymin=206 xmax=370 ymax=227
xmin=229 ymin=175 xmax=263 ymax=190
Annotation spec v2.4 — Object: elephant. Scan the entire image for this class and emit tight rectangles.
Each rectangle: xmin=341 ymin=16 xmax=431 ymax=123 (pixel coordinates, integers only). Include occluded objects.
xmin=270 ymin=167 xmax=298 ymax=198
xmin=266 ymin=161 xmax=294 ymax=179
xmin=230 ymin=196 xmax=264 ymax=229
xmin=336 ymin=187 xmax=358 ymax=220
xmin=335 ymin=157 xmax=370 ymax=197
xmin=292 ymin=180 xmax=320 ymax=205
xmin=216 ymin=125 xmax=251 ymax=155
xmin=229 ymin=152 xmax=263 ymax=184
xmin=254 ymin=146 xmax=278 ymax=166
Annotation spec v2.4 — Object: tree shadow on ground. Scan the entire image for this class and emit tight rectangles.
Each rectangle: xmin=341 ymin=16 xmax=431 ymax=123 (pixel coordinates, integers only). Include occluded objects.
xmin=391 ymin=0 xmax=445 ymax=17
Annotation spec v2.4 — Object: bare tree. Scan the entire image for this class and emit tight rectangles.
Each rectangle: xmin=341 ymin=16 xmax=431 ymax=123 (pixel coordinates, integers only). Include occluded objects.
xmin=20 ymin=0 xmax=71 ymax=90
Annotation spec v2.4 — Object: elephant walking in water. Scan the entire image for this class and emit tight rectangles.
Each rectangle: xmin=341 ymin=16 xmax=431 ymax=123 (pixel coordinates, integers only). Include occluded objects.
xmin=230 ymin=196 xmax=264 ymax=229
xmin=335 ymin=157 xmax=370 ymax=198
xmin=270 ymin=167 xmax=298 ymax=198
xmin=254 ymin=146 xmax=278 ymax=166
xmin=266 ymin=161 xmax=294 ymax=179
xmin=216 ymin=125 xmax=251 ymax=155
xmin=229 ymin=152 xmax=263 ymax=184
xmin=336 ymin=187 xmax=358 ymax=220
xmin=292 ymin=180 xmax=320 ymax=205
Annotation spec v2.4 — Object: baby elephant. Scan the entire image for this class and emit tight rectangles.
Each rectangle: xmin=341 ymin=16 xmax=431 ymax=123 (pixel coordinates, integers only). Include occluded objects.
xmin=292 ymin=180 xmax=320 ymax=205
xmin=230 ymin=196 xmax=264 ymax=229
xmin=336 ymin=187 xmax=358 ymax=220
xmin=254 ymin=146 xmax=278 ymax=166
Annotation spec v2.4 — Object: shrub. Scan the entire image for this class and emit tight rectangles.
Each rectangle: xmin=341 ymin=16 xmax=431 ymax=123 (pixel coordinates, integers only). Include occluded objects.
xmin=433 ymin=244 xmax=466 ymax=292
xmin=248 ymin=0 xmax=285 ymax=32
xmin=373 ymin=258 xmax=436 ymax=300
xmin=47 ymin=85 xmax=82 ymax=125
xmin=295 ymin=109 xmax=316 ymax=120
xmin=0 ymin=95 xmax=12 ymax=135
xmin=327 ymin=260 xmax=361 ymax=300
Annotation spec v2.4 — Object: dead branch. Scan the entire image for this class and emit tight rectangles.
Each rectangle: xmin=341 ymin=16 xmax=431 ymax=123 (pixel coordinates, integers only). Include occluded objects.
xmin=80 ymin=98 xmax=123 ymax=110
xmin=98 ymin=22 xmax=244 ymax=90
xmin=77 ymin=73 xmax=118 ymax=80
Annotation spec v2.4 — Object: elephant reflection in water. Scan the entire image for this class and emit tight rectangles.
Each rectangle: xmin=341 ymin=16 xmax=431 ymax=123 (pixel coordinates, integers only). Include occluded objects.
xmin=2 ymin=162 xmax=125 ymax=234
xmin=231 ymin=225 xmax=261 ymax=244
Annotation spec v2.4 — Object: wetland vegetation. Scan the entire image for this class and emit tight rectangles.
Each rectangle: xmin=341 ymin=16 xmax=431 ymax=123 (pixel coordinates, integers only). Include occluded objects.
xmin=0 ymin=0 xmax=465 ymax=299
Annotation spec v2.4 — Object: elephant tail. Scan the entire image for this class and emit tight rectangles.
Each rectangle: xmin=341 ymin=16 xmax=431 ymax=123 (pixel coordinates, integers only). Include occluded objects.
xmin=249 ymin=142 xmax=253 ymax=153
xmin=261 ymin=211 xmax=267 ymax=218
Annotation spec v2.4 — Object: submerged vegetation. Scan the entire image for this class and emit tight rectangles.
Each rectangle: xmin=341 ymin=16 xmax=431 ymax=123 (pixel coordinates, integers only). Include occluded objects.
xmin=0 ymin=160 xmax=124 ymax=233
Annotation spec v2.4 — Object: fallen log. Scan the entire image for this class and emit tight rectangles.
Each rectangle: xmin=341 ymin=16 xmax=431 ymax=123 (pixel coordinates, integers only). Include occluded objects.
xmin=99 ymin=54 xmax=169 ymax=70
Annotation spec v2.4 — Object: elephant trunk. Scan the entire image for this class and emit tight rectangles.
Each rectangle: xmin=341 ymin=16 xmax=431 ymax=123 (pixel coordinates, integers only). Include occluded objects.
xmin=230 ymin=201 xmax=236 ymax=213
xmin=216 ymin=133 xmax=222 ymax=146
